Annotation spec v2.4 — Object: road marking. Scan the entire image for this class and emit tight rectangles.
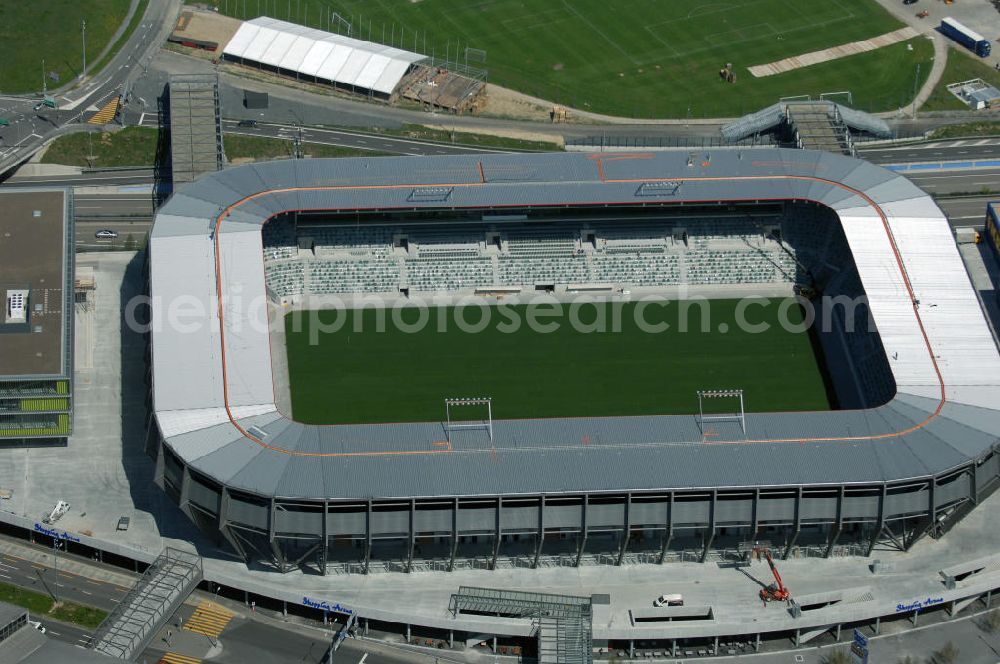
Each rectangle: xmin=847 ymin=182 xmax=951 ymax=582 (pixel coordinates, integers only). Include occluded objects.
xmin=59 ymin=572 xmax=74 ymax=579
xmin=359 ymin=653 xmax=368 ymax=664
xmin=0 ymin=573 xmax=11 ymax=580
xmin=81 ymin=590 xmax=92 ymax=596
xmin=30 ymin=564 xmax=46 ymax=570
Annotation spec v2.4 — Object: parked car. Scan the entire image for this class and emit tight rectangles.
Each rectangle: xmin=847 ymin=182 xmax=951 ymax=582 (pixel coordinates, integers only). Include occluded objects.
xmin=653 ymin=594 xmax=684 ymax=607
xmin=95 ymin=229 xmax=118 ymax=239
xmin=29 ymin=620 xmax=45 ymax=634
xmin=237 ymin=119 xmax=258 ymax=128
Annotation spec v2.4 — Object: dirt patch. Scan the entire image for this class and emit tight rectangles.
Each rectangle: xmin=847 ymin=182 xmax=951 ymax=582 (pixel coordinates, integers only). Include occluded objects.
xmin=170 ymin=7 xmax=242 ymax=51
xmin=553 ymin=63 xmax=564 ymax=71
xmin=478 ymin=84 xmax=555 ymax=122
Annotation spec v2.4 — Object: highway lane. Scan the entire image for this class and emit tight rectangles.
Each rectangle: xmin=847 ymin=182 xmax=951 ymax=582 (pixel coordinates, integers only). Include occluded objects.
xmin=858 ymin=138 xmax=1000 ymax=165
xmin=901 ymin=168 xmax=1000 ymax=194
xmin=136 ymin=114 xmax=514 ymax=156
xmin=4 ymin=169 xmax=157 ymax=187
xmin=935 ymin=196 xmax=996 ymax=227
xmin=0 ymin=550 xmax=129 ymax=612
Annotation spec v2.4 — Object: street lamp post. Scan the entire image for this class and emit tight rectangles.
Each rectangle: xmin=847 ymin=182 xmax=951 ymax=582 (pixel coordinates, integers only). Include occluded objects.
xmin=82 ymin=19 xmax=87 ymax=79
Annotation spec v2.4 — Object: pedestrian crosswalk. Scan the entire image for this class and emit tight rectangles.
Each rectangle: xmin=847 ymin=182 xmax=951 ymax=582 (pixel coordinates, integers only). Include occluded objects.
xmin=88 ymin=96 xmax=120 ymax=125
xmin=158 ymin=653 xmax=201 ymax=664
xmin=182 ymin=600 xmax=234 ymax=638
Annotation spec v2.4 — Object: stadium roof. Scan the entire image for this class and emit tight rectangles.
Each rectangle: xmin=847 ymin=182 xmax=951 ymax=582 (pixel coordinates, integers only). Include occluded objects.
xmin=222 ymin=17 xmax=426 ymax=95
xmin=149 ymin=150 xmax=1000 ymax=501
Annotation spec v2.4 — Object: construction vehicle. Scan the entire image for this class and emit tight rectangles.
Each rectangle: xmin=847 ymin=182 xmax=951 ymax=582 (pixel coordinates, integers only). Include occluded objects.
xmin=42 ymin=500 xmax=70 ymax=525
xmin=757 ymin=548 xmax=791 ymax=603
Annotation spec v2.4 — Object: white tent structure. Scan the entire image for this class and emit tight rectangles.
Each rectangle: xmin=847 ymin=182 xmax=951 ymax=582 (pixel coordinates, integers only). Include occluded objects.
xmin=223 ymin=17 xmax=427 ymax=98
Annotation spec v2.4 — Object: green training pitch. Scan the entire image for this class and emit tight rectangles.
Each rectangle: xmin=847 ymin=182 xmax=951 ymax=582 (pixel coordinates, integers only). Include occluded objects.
xmin=284 ymin=299 xmax=833 ymax=425
xmin=212 ymin=0 xmax=932 ymax=118
xmin=0 ymin=0 xmax=131 ymax=94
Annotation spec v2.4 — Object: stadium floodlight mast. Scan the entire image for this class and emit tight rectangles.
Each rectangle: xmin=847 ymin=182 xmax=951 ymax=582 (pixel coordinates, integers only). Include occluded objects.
xmin=696 ymin=389 xmax=746 ymax=436
xmin=444 ymin=397 xmax=493 ymax=442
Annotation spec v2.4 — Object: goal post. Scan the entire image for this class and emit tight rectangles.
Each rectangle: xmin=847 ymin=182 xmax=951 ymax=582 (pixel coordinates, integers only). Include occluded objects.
xmin=444 ymin=397 xmax=493 ymax=442
xmin=696 ymin=389 xmax=746 ymax=435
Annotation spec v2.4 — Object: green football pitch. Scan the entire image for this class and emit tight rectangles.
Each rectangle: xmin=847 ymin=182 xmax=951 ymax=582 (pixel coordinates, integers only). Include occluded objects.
xmin=212 ymin=0 xmax=932 ymax=118
xmin=284 ymin=299 xmax=833 ymax=425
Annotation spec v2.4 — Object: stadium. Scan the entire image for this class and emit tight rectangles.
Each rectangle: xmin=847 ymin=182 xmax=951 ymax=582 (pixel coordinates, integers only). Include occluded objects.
xmin=148 ymin=148 xmax=1000 ymax=582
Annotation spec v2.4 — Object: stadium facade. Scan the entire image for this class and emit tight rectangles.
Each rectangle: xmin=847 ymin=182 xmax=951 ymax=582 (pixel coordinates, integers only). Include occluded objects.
xmin=0 ymin=189 xmax=74 ymax=445
xmin=148 ymin=150 xmax=1000 ymax=575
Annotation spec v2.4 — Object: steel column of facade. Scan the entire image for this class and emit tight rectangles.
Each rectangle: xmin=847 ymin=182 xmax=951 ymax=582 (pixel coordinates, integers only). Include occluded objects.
xmin=913 ymin=478 xmax=936 ymax=548
xmin=618 ymin=492 xmax=631 ymax=566
xmin=364 ymin=500 xmax=372 ymax=574
xmin=825 ymin=486 xmax=844 ymax=558
xmin=751 ymin=488 xmax=760 ymax=537
xmin=784 ymin=487 xmax=802 ymax=560
xmin=153 ymin=439 xmax=166 ymax=489
xmin=534 ymin=496 xmax=546 ymax=568
xmin=320 ymin=501 xmax=328 ymax=575
xmin=178 ymin=465 xmax=192 ymax=515
xmin=407 ymin=499 xmax=415 ymax=572
xmin=868 ymin=485 xmax=887 ymax=557
xmin=449 ymin=498 xmax=458 ymax=571
xmin=970 ymin=463 xmax=979 ymax=504
xmin=491 ymin=497 xmax=502 ymax=570
xmin=701 ymin=491 xmax=716 ymax=563
xmin=217 ymin=488 xmax=248 ymax=562
xmin=576 ymin=494 xmax=588 ymax=567
xmin=660 ymin=492 xmax=674 ymax=564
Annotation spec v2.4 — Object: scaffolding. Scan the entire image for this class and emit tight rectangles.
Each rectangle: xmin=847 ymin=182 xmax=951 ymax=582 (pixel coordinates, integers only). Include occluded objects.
xmin=168 ymin=74 xmax=224 ymax=185
xmin=90 ymin=547 xmax=203 ymax=660
xmin=450 ymin=587 xmax=593 ymax=664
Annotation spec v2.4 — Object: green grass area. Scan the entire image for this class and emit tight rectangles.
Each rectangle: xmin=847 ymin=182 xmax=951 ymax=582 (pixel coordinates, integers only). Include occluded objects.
xmin=0 ymin=581 xmax=107 ymax=630
xmin=89 ymin=0 xmax=151 ymax=79
xmin=922 ymin=49 xmax=1000 ymax=112
xmin=285 ymin=299 xmax=832 ymax=424
xmin=212 ymin=0 xmax=930 ymax=118
xmin=41 ymin=127 xmax=157 ymax=168
xmin=223 ymin=133 xmax=386 ymax=160
xmin=363 ymin=124 xmax=562 ymax=152
xmin=41 ymin=127 xmax=383 ymax=167
xmin=930 ymin=121 xmax=1000 ymax=140
xmin=0 ymin=0 xmax=131 ymax=94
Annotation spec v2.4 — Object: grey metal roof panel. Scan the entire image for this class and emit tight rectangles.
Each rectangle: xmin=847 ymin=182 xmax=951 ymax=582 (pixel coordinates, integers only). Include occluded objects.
xmin=193 ymin=438 xmax=268 ymax=485
xmin=167 ymin=422 xmax=244 ymax=462
xmin=227 ymin=446 xmax=290 ymax=495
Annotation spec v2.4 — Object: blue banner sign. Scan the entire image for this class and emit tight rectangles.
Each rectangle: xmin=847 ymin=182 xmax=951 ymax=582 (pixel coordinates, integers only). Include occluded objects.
xmin=896 ymin=596 xmax=943 ymax=613
xmin=302 ymin=596 xmax=354 ymax=615
xmin=33 ymin=523 xmax=81 ymax=543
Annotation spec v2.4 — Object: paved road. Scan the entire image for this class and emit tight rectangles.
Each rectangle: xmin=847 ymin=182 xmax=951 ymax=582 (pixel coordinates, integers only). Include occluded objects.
xmin=936 ymin=196 xmax=996 ymax=227
xmin=140 ymin=114 xmax=514 ymax=156
xmin=4 ymin=169 xmax=156 ymax=187
xmin=903 ymin=168 xmax=1000 ymax=194
xmin=858 ymin=138 xmax=1000 ymax=165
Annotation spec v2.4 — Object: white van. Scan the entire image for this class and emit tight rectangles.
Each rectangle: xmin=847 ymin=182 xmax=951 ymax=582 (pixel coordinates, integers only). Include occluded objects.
xmin=653 ymin=594 xmax=684 ymax=607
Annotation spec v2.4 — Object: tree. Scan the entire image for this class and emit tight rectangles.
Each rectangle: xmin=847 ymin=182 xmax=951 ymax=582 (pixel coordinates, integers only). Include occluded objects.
xmin=933 ymin=641 xmax=959 ymax=664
